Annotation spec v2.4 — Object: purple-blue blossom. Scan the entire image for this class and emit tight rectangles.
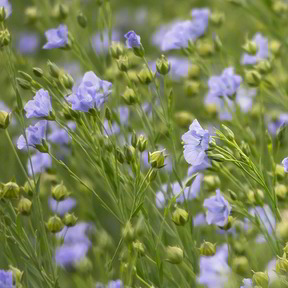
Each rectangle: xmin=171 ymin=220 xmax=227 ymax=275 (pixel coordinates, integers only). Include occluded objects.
xmin=48 ymin=197 xmax=77 ymax=216
xmin=240 ymin=278 xmax=253 ymax=288
xmin=282 ymin=157 xmax=288 ymax=173
xmin=241 ymin=33 xmax=269 ymax=65
xmin=203 ymin=189 xmax=231 ymax=227
xmin=48 ymin=122 xmax=76 ymax=145
xmin=17 ymin=120 xmax=47 ymax=150
xmin=24 ymin=89 xmax=53 ymax=119
xmin=0 ymin=0 xmax=12 ymax=18
xmin=17 ymin=32 xmax=39 ymax=54
xmin=124 ymin=30 xmax=141 ymax=48
xmin=182 ymin=119 xmax=210 ymax=166
xmin=43 ymin=24 xmax=69 ymax=50
xmin=103 ymin=106 xmax=129 ymax=135
xmin=267 ymin=113 xmax=288 ymax=135
xmin=0 ymin=270 xmax=13 ymax=288
xmin=107 ymin=280 xmax=123 ymax=288
xmin=67 ymin=71 xmax=112 ymax=112
xmin=27 ymin=152 xmax=52 ymax=176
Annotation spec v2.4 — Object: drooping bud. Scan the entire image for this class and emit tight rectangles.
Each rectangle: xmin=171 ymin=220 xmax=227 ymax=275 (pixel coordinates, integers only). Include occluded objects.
xmin=2 ymin=182 xmax=20 ymax=199
xmin=122 ymin=86 xmax=136 ymax=105
xmin=110 ymin=42 xmax=124 ymax=59
xmin=199 ymin=241 xmax=216 ymax=256
xmin=51 ymin=182 xmax=70 ymax=201
xmin=172 ymin=207 xmax=189 ymax=226
xmin=47 ymin=60 xmax=61 ymax=78
xmin=46 ymin=215 xmax=64 ymax=233
xmin=17 ymin=197 xmax=32 ymax=215
xmin=174 ymin=111 xmax=194 ymax=128
xmin=77 ymin=12 xmax=87 ymax=28
xmin=245 ymin=70 xmax=262 ymax=87
xmin=148 ymin=150 xmax=166 ymax=168
xmin=116 ymin=55 xmax=129 ymax=72
xmin=185 ymin=81 xmax=200 ymax=97
xmin=122 ymin=221 xmax=135 ymax=242
xmin=62 ymin=213 xmax=78 ymax=227
xmin=252 ymin=271 xmax=269 ymax=288
xmin=137 ymin=135 xmax=147 ymax=152
xmin=242 ymin=39 xmax=258 ymax=55
xmin=137 ymin=68 xmax=154 ymax=85
xmin=0 ymin=29 xmax=11 ymax=48
xmin=165 ymin=246 xmax=183 ymax=264
xmin=32 ymin=67 xmax=43 ymax=78
xmin=156 ymin=54 xmax=170 ymax=75
xmin=0 ymin=111 xmax=10 ymax=129
xmin=275 ymin=183 xmax=287 ymax=200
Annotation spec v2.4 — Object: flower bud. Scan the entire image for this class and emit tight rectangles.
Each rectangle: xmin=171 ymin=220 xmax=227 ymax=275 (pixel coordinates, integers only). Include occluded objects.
xmin=185 ymin=81 xmax=200 ymax=97
xmin=16 ymin=78 xmax=31 ymax=90
xmin=252 ymin=271 xmax=269 ymax=288
xmin=2 ymin=182 xmax=20 ymax=199
xmin=25 ymin=6 xmax=39 ymax=23
xmin=196 ymin=39 xmax=215 ymax=57
xmin=188 ymin=65 xmax=201 ymax=79
xmin=204 ymin=175 xmax=221 ymax=191
xmin=32 ymin=67 xmax=43 ymax=78
xmin=18 ymin=71 xmax=33 ymax=83
xmin=17 ymin=197 xmax=32 ymax=215
xmin=240 ymin=141 xmax=251 ymax=156
xmin=131 ymin=130 xmax=137 ymax=148
xmin=122 ymin=86 xmax=136 ymax=105
xmin=116 ymin=148 xmax=125 ymax=164
xmin=222 ymin=124 xmax=235 ymax=141
xmin=213 ymin=34 xmax=223 ymax=51
xmin=137 ymin=68 xmax=154 ymax=85
xmin=275 ymin=184 xmax=287 ymax=200
xmin=62 ymin=213 xmax=78 ymax=227
xmin=0 ymin=29 xmax=11 ymax=47
xmin=110 ymin=42 xmax=124 ymax=59
xmin=232 ymin=256 xmax=250 ymax=276
xmin=132 ymin=44 xmax=145 ymax=58
xmin=245 ymin=70 xmax=262 ymax=87
xmin=156 ymin=55 xmax=170 ymax=75
xmin=273 ymin=1 xmax=288 ymax=14
xmin=47 ymin=60 xmax=61 ymax=78
xmin=77 ymin=12 xmax=87 ymax=28
xmin=165 ymin=246 xmax=183 ymax=264
xmin=276 ymin=164 xmax=285 ymax=180
xmin=0 ymin=110 xmax=10 ymax=129
xmin=137 ymin=135 xmax=147 ymax=152
xmin=133 ymin=240 xmax=145 ymax=256
xmin=283 ymin=242 xmax=288 ymax=254
xmin=122 ymin=221 xmax=135 ymax=242
xmin=221 ymin=216 xmax=234 ymax=231
xmin=0 ymin=6 xmax=6 ymax=22
xmin=46 ymin=215 xmax=64 ymax=233
xmin=172 ymin=208 xmax=189 ymax=226
xmin=61 ymin=73 xmax=74 ymax=90
xmin=207 ymin=153 xmax=226 ymax=162
xmin=116 ymin=55 xmax=129 ymax=72
xmin=124 ymin=145 xmax=135 ymax=163
xmin=35 ymin=139 xmax=49 ymax=153
xmin=269 ymin=40 xmax=281 ymax=56
xmin=210 ymin=11 xmax=225 ymax=26
xmin=174 ymin=111 xmax=194 ymax=128
xmin=74 ymin=257 xmax=93 ymax=273
xmin=148 ymin=150 xmax=166 ymax=168
xmin=255 ymin=60 xmax=272 ymax=74
xmin=242 ymin=39 xmax=258 ymax=55
xmin=23 ymin=180 xmax=35 ymax=196
xmin=51 ymin=182 xmax=70 ymax=201
xmin=199 ymin=241 xmax=216 ymax=256
xmin=276 ymin=256 xmax=288 ymax=274
xmin=276 ymin=221 xmax=288 ymax=241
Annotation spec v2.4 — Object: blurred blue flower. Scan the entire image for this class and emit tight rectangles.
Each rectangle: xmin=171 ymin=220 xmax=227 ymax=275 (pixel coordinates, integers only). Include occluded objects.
xmin=107 ymin=280 xmax=123 ymax=288
xmin=48 ymin=122 xmax=76 ymax=145
xmin=267 ymin=113 xmax=288 ymax=135
xmin=282 ymin=157 xmax=288 ymax=173
xmin=124 ymin=30 xmax=141 ymax=48
xmin=27 ymin=151 xmax=52 ymax=176
xmin=203 ymin=189 xmax=231 ymax=227
xmin=197 ymin=244 xmax=231 ymax=288
xmin=160 ymin=8 xmax=210 ymax=51
xmin=43 ymin=24 xmax=68 ymax=50
xmin=91 ymin=30 xmax=121 ymax=54
xmin=182 ymin=119 xmax=210 ymax=166
xmin=0 ymin=0 xmax=12 ymax=18
xmin=241 ymin=33 xmax=269 ymax=65
xmin=67 ymin=71 xmax=112 ymax=112
xmin=187 ymin=155 xmax=211 ymax=175
xmin=17 ymin=32 xmax=39 ymax=54
xmin=48 ymin=197 xmax=77 ymax=216
xmin=24 ymin=89 xmax=52 ymax=119
xmin=240 ymin=278 xmax=253 ymax=288
xmin=0 ymin=270 xmax=13 ymax=288
xmin=17 ymin=120 xmax=47 ymax=150
xmin=193 ymin=213 xmax=206 ymax=227
xmin=103 ymin=106 xmax=129 ymax=135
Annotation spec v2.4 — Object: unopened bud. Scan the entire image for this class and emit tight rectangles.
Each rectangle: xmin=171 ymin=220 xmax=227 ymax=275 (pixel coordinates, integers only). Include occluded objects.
xmin=222 ymin=124 xmax=235 ymax=140
xmin=116 ymin=55 xmax=129 ymax=72
xmin=0 ymin=29 xmax=11 ymax=47
xmin=245 ymin=70 xmax=262 ymax=87
xmin=32 ymin=67 xmax=43 ymax=78
xmin=137 ymin=68 xmax=154 ymax=85
xmin=62 ymin=213 xmax=78 ymax=227
xmin=242 ymin=39 xmax=258 ymax=55
xmin=133 ymin=240 xmax=145 ymax=256
xmin=122 ymin=86 xmax=136 ymax=105
xmin=17 ymin=197 xmax=32 ymax=215
xmin=172 ymin=208 xmax=189 ymax=226
xmin=124 ymin=145 xmax=134 ymax=163
xmin=116 ymin=148 xmax=125 ymax=164
xmin=2 ymin=182 xmax=20 ymax=199
xmin=165 ymin=246 xmax=183 ymax=264
xmin=210 ymin=11 xmax=225 ymax=26
xmin=275 ymin=184 xmax=287 ymax=200
xmin=16 ymin=78 xmax=31 ymax=90
xmin=255 ymin=60 xmax=272 ymax=74
xmin=46 ymin=215 xmax=64 ymax=233
xmin=188 ymin=65 xmax=201 ymax=79
xmin=0 ymin=111 xmax=10 ymax=129
xmin=232 ymin=256 xmax=250 ymax=276
xmin=131 ymin=130 xmax=137 ymax=148
xmin=61 ymin=73 xmax=74 ymax=90
xmin=122 ymin=221 xmax=135 ymax=242
xmin=199 ymin=241 xmax=216 ymax=256
xmin=174 ymin=111 xmax=194 ymax=128
xmin=110 ymin=42 xmax=124 ymax=59
xmin=137 ymin=135 xmax=147 ymax=152
xmin=51 ymin=182 xmax=70 ymax=201
xmin=132 ymin=44 xmax=145 ymax=58
xmin=156 ymin=54 xmax=170 ymax=75
xmin=77 ymin=12 xmax=87 ymax=28
xmin=196 ymin=39 xmax=215 ymax=57
xmin=252 ymin=271 xmax=269 ymax=288
xmin=185 ymin=81 xmax=200 ymax=97
xmin=47 ymin=60 xmax=61 ymax=78
xmin=0 ymin=6 xmax=6 ymax=22
xmin=148 ymin=150 xmax=166 ymax=168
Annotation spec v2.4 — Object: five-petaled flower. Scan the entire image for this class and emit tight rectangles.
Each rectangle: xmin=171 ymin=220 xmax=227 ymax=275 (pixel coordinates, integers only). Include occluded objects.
xmin=43 ymin=24 xmax=69 ymax=50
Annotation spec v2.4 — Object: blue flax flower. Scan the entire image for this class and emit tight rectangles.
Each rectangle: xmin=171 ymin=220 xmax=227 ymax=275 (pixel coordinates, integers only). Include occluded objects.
xmin=0 ymin=0 xmax=12 ymax=18
xmin=241 ymin=278 xmax=253 ymax=288
xmin=282 ymin=157 xmax=288 ymax=173
xmin=67 ymin=71 xmax=112 ymax=112
xmin=27 ymin=152 xmax=52 ymax=176
xmin=17 ymin=32 xmax=39 ymax=54
xmin=241 ymin=33 xmax=269 ymax=65
xmin=124 ymin=30 xmax=141 ymax=48
xmin=203 ymin=189 xmax=231 ymax=227
xmin=0 ymin=270 xmax=13 ymax=288
xmin=43 ymin=24 xmax=69 ymax=50
xmin=17 ymin=120 xmax=47 ymax=150
xmin=24 ymin=89 xmax=52 ymax=119
xmin=267 ymin=113 xmax=288 ymax=135
xmin=48 ymin=197 xmax=77 ymax=216
xmin=107 ymin=280 xmax=123 ymax=288
xmin=182 ymin=119 xmax=210 ymax=166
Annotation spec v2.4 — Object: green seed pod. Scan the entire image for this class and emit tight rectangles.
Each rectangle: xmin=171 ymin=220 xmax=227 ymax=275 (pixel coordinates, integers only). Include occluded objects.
xmin=137 ymin=68 xmax=154 ymax=85
xmin=185 ymin=81 xmax=201 ymax=97
xmin=122 ymin=86 xmax=136 ymax=105
xmin=245 ymin=70 xmax=262 ymax=87
xmin=172 ymin=207 xmax=189 ymax=226
xmin=231 ymin=256 xmax=250 ymax=276
xmin=116 ymin=55 xmax=129 ymax=72
xmin=32 ymin=67 xmax=43 ymax=78
xmin=165 ymin=246 xmax=183 ymax=264
xmin=188 ymin=65 xmax=201 ymax=79
xmin=242 ymin=40 xmax=258 ymax=55
xmin=77 ymin=12 xmax=87 ymax=28
xmin=47 ymin=60 xmax=61 ymax=78
xmin=276 ymin=256 xmax=288 ymax=274
xmin=210 ymin=11 xmax=225 ymax=26
xmin=275 ymin=184 xmax=287 ymax=200
xmin=269 ymin=40 xmax=281 ymax=56
xmin=62 ymin=213 xmax=78 ymax=227
xmin=23 ymin=180 xmax=35 ymax=196
xmin=137 ymin=135 xmax=147 ymax=152
xmin=2 ymin=182 xmax=20 ymax=199
xmin=148 ymin=150 xmax=166 ymax=168
xmin=17 ymin=197 xmax=32 ymax=215
xmin=252 ymin=271 xmax=269 ymax=288
xmin=199 ymin=241 xmax=216 ymax=256
xmin=46 ymin=215 xmax=64 ymax=233
xmin=0 ymin=29 xmax=11 ymax=48
xmin=255 ymin=60 xmax=272 ymax=74
xmin=110 ymin=42 xmax=124 ymax=59
xmin=116 ymin=148 xmax=125 ymax=164
xmin=16 ymin=78 xmax=31 ymax=90
xmin=0 ymin=110 xmax=10 ymax=129
xmin=156 ymin=54 xmax=170 ymax=75
xmin=51 ymin=182 xmax=70 ymax=201
xmin=61 ymin=73 xmax=74 ymax=90
xmin=174 ymin=111 xmax=194 ymax=128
